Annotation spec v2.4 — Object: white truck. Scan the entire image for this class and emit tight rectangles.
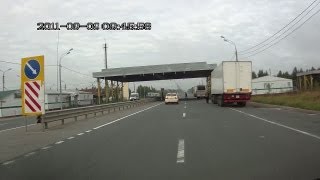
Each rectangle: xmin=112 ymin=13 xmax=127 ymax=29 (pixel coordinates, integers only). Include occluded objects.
xmin=211 ymin=61 xmax=252 ymax=107
xmin=193 ymin=85 xmax=206 ymax=98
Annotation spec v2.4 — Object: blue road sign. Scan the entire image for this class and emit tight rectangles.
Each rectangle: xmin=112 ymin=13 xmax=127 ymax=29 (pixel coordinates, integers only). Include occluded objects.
xmin=24 ymin=59 xmax=40 ymax=79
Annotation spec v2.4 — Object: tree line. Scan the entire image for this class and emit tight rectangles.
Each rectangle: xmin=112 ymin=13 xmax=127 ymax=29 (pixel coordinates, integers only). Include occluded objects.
xmin=252 ymin=66 xmax=320 ymax=80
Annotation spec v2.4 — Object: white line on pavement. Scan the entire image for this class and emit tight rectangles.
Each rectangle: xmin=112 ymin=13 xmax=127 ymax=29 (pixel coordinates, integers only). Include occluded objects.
xmin=67 ymin=137 xmax=75 ymax=140
xmin=24 ymin=152 xmax=36 ymax=157
xmin=93 ymin=102 xmax=162 ymax=130
xmin=0 ymin=124 xmax=37 ymax=133
xmin=177 ymin=139 xmax=185 ymax=163
xmin=77 ymin=133 xmax=84 ymax=136
xmin=0 ymin=123 xmax=8 ymax=126
xmin=85 ymin=130 xmax=92 ymax=133
xmin=55 ymin=141 xmax=64 ymax=145
xmin=308 ymin=114 xmax=317 ymax=116
xmin=230 ymin=108 xmax=320 ymax=140
xmin=41 ymin=146 xmax=52 ymax=150
xmin=2 ymin=160 xmax=15 ymax=166
xmin=182 ymin=113 xmax=186 ymax=118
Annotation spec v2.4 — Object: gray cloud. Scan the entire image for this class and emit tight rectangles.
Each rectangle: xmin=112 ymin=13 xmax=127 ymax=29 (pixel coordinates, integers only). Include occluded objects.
xmin=0 ymin=0 xmax=319 ymax=91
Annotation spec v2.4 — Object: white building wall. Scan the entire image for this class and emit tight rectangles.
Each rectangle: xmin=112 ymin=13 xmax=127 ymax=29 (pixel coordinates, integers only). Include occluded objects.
xmin=252 ymin=77 xmax=293 ymax=95
xmin=1 ymin=90 xmax=94 ymax=118
xmin=77 ymin=92 xmax=93 ymax=106
xmin=45 ymin=94 xmax=71 ymax=110
xmin=0 ymin=93 xmax=21 ymax=117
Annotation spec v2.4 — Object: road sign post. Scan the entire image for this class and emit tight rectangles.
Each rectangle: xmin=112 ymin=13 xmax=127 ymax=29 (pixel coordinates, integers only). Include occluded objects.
xmin=21 ymin=55 xmax=45 ymax=117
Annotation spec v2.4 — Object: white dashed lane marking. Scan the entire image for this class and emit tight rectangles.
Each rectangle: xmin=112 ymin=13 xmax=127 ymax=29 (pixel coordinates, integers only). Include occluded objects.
xmin=67 ymin=137 xmax=75 ymax=140
xmin=182 ymin=113 xmax=186 ymax=118
xmin=85 ymin=130 xmax=92 ymax=133
xmin=55 ymin=141 xmax=64 ymax=145
xmin=2 ymin=160 xmax=15 ymax=166
xmin=77 ymin=133 xmax=84 ymax=136
xmin=24 ymin=152 xmax=36 ymax=157
xmin=41 ymin=146 xmax=52 ymax=150
xmin=177 ymin=139 xmax=185 ymax=163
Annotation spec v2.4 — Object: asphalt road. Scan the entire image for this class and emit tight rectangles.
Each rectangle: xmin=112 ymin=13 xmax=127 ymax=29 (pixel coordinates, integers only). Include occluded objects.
xmin=0 ymin=116 xmax=36 ymax=132
xmin=1 ymin=100 xmax=320 ymax=179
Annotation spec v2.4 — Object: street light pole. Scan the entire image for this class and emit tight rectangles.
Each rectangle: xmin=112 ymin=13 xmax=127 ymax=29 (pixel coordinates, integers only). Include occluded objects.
xmin=221 ymin=36 xmax=238 ymax=61
xmin=0 ymin=68 xmax=12 ymax=91
xmin=59 ymin=48 xmax=73 ymax=110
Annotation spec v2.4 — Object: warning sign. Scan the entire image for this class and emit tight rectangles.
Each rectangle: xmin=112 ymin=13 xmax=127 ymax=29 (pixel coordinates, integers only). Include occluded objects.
xmin=21 ymin=55 xmax=45 ymax=115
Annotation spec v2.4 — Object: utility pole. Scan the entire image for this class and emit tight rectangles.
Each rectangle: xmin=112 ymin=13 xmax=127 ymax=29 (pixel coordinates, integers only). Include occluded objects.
xmin=103 ymin=41 xmax=109 ymax=103
xmin=221 ymin=36 xmax=238 ymax=61
xmin=2 ymin=74 xmax=4 ymax=91
xmin=103 ymin=41 xmax=108 ymax=69
xmin=1 ymin=68 xmax=12 ymax=91
xmin=57 ymin=31 xmax=60 ymax=91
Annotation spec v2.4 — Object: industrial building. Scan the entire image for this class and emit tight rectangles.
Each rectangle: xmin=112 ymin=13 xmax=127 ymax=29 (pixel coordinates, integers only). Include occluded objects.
xmin=296 ymin=70 xmax=320 ymax=90
xmin=252 ymin=76 xmax=293 ymax=95
xmin=0 ymin=89 xmax=94 ymax=118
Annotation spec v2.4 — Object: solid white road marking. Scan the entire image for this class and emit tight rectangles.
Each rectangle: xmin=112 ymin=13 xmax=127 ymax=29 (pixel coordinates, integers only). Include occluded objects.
xmin=2 ymin=160 xmax=14 ymax=166
xmin=182 ymin=113 xmax=186 ymax=118
xmin=308 ymin=114 xmax=317 ymax=116
xmin=41 ymin=146 xmax=52 ymax=150
xmin=55 ymin=141 xmax=64 ymax=145
xmin=24 ymin=152 xmax=36 ymax=157
xmin=0 ymin=124 xmax=36 ymax=133
xmin=230 ymin=108 xmax=320 ymax=140
xmin=93 ymin=102 xmax=162 ymax=130
xmin=67 ymin=137 xmax=75 ymax=140
xmin=77 ymin=133 xmax=84 ymax=136
xmin=85 ymin=130 xmax=92 ymax=133
xmin=177 ymin=139 xmax=185 ymax=163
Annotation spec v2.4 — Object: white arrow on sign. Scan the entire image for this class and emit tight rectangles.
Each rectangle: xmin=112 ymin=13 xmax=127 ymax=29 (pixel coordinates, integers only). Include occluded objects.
xmin=26 ymin=62 xmax=37 ymax=75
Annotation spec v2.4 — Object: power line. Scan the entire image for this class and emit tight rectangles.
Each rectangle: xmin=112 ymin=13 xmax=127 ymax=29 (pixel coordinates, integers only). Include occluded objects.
xmin=240 ymin=1 xmax=320 ymax=56
xmin=0 ymin=60 xmax=20 ymax=65
xmin=239 ymin=0 xmax=320 ymax=54
xmin=0 ymin=60 xmax=56 ymax=67
xmin=1 ymin=60 xmax=92 ymax=78
xmin=61 ymin=66 xmax=92 ymax=78
xmin=241 ymin=8 xmax=320 ymax=59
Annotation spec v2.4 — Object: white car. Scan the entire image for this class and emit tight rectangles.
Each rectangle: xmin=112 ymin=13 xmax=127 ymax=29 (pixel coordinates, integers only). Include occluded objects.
xmin=165 ymin=93 xmax=179 ymax=104
xmin=129 ymin=93 xmax=140 ymax=101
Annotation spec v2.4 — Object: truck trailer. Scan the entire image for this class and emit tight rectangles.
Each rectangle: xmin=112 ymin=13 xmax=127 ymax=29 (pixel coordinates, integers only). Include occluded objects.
xmin=211 ymin=61 xmax=252 ymax=107
xmin=193 ymin=85 xmax=206 ymax=98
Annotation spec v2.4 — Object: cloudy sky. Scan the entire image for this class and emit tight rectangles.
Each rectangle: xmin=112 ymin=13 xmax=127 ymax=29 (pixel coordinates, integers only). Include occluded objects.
xmin=0 ymin=0 xmax=319 ymax=91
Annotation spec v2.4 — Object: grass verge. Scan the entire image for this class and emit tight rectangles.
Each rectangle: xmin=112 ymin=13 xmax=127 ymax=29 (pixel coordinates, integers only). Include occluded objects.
xmin=251 ymin=91 xmax=320 ymax=111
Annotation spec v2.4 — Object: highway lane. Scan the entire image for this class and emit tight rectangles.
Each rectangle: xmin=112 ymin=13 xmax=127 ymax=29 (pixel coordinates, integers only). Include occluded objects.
xmin=1 ymin=100 xmax=320 ymax=179
xmin=0 ymin=116 xmax=36 ymax=132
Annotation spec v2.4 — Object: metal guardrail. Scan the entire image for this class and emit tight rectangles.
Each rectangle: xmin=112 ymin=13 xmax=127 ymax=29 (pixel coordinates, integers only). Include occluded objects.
xmin=42 ymin=99 xmax=153 ymax=129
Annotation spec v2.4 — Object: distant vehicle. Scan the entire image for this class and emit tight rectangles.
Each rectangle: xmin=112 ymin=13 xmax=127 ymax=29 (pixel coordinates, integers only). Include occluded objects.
xmin=129 ymin=93 xmax=140 ymax=101
xmin=193 ymin=85 xmax=206 ymax=98
xmin=165 ymin=93 xmax=179 ymax=104
xmin=211 ymin=61 xmax=252 ymax=107
xmin=146 ymin=92 xmax=160 ymax=98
